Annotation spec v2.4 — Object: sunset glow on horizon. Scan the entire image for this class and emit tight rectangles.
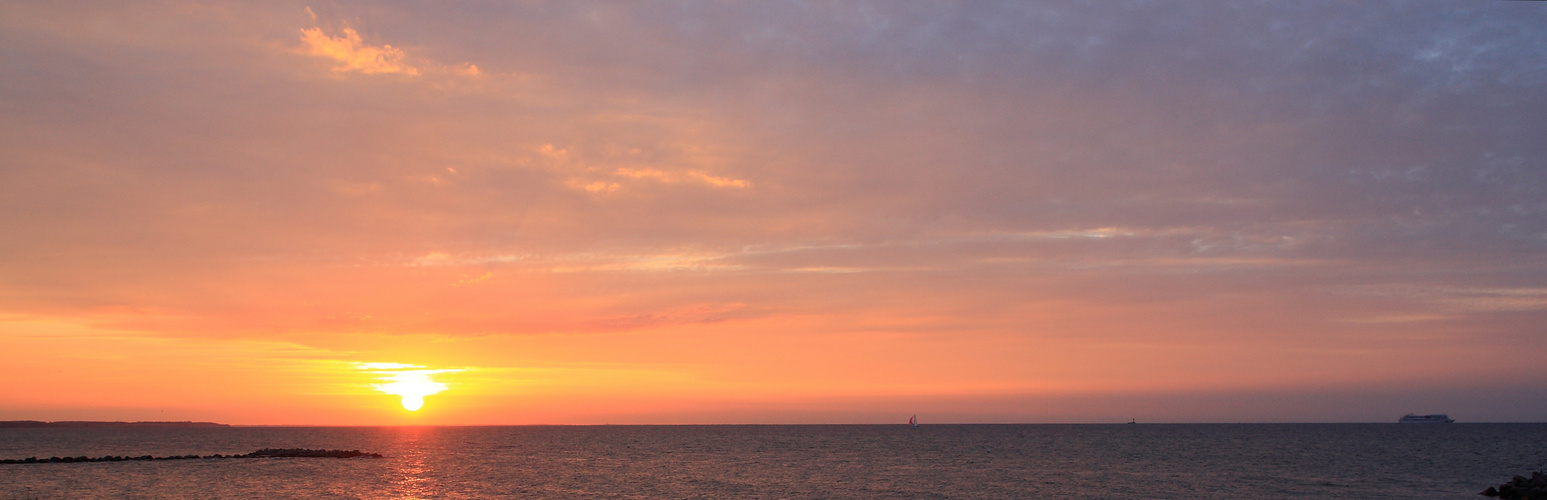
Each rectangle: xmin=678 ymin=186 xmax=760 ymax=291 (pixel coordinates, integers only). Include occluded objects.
xmin=2 ymin=2 xmax=1545 ymax=425
xmin=364 ymin=364 xmax=459 ymax=412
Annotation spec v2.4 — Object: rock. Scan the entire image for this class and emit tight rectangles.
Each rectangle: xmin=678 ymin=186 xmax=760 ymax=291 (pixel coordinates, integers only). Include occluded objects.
xmin=1483 ymin=473 xmax=1547 ymax=499
xmin=1 ymin=448 xmax=384 ymax=465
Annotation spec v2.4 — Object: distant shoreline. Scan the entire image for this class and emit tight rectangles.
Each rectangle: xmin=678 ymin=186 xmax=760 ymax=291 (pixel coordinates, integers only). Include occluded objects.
xmin=0 ymin=421 xmax=229 ymax=429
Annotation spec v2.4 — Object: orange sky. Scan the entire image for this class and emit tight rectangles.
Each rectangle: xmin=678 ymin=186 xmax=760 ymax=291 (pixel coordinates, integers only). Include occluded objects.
xmin=2 ymin=2 xmax=1546 ymax=424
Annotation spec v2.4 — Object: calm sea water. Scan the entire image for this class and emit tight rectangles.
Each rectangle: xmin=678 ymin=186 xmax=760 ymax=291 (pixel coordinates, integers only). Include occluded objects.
xmin=2 ymin=424 xmax=1544 ymax=499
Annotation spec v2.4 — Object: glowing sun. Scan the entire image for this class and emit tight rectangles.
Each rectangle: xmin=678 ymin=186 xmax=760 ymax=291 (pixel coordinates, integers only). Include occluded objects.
xmin=361 ymin=363 xmax=460 ymax=411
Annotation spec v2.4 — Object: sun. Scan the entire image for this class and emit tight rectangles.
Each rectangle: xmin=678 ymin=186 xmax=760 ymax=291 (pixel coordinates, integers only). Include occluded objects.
xmin=376 ymin=372 xmax=446 ymax=411
xmin=360 ymin=363 xmax=461 ymax=411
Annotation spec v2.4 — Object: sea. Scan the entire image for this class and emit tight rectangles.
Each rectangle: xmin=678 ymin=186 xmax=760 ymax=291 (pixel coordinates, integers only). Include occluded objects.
xmin=2 ymin=423 xmax=1544 ymax=499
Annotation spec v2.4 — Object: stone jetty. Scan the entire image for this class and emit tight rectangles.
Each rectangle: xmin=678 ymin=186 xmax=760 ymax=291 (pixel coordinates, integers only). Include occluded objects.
xmin=0 ymin=420 xmax=228 ymax=429
xmin=0 ymin=448 xmax=382 ymax=464
xmin=1482 ymin=471 xmax=1547 ymax=499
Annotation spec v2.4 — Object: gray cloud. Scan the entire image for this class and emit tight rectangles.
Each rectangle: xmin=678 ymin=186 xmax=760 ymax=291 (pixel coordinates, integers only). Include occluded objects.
xmin=2 ymin=0 xmax=1545 ymax=419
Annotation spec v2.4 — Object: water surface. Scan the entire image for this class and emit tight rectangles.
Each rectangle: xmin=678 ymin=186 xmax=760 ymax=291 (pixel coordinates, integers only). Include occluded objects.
xmin=2 ymin=424 xmax=1542 ymax=499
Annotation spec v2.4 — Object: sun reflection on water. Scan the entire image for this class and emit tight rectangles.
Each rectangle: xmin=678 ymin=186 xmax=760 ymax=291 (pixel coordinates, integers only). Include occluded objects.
xmin=388 ymin=427 xmax=437 ymax=500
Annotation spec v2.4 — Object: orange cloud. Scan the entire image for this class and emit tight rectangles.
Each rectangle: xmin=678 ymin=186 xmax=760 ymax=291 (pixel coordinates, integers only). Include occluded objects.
xmin=579 ymin=180 xmax=620 ymax=193
xmin=614 ymin=167 xmax=752 ymax=188
xmin=299 ymin=27 xmax=419 ymax=75
xmin=453 ymin=272 xmax=493 ymax=286
xmin=537 ymin=144 xmax=569 ymax=159
xmin=7 ymin=1 xmax=1547 ymax=426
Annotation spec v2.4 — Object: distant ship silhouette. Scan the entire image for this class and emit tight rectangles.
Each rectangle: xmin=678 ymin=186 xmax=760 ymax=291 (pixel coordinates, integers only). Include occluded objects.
xmin=1398 ymin=413 xmax=1453 ymax=423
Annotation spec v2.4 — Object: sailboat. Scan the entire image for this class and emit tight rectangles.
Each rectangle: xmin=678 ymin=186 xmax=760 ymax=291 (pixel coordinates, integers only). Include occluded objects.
xmin=909 ymin=415 xmax=918 ymax=428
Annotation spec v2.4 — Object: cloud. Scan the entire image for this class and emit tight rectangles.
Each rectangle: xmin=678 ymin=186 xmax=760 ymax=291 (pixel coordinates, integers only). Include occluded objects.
xmin=356 ymin=362 xmax=423 ymax=370
xmin=453 ymin=272 xmax=493 ymax=286
xmin=293 ymin=9 xmax=486 ymax=79
xmin=4 ymin=1 xmax=1547 ymax=422
xmin=574 ymin=180 xmax=620 ymax=193
xmin=613 ymin=168 xmax=752 ymax=188
xmin=1342 ymin=285 xmax=1547 ymax=314
xmin=299 ymin=26 xmax=419 ymax=75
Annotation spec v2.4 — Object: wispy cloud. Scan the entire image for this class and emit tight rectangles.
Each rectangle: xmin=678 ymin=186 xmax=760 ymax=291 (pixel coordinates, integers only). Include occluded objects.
xmin=1345 ymin=286 xmax=1547 ymax=313
xmin=299 ymin=27 xmax=419 ymax=75
xmin=613 ymin=168 xmax=752 ymax=189
xmin=295 ymin=8 xmax=485 ymax=78
xmin=3 ymin=1 xmax=1547 ymax=423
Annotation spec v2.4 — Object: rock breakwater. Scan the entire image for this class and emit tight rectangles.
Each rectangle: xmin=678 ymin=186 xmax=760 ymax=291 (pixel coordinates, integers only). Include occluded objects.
xmin=1482 ymin=471 xmax=1547 ymax=499
xmin=0 ymin=448 xmax=382 ymax=464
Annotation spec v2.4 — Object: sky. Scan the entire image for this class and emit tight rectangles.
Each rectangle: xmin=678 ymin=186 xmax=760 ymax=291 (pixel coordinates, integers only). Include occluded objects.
xmin=2 ymin=1 xmax=1546 ymax=425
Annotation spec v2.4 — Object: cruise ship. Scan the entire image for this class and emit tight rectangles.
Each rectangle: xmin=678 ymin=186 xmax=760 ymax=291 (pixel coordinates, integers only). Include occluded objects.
xmin=1398 ymin=413 xmax=1454 ymax=423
